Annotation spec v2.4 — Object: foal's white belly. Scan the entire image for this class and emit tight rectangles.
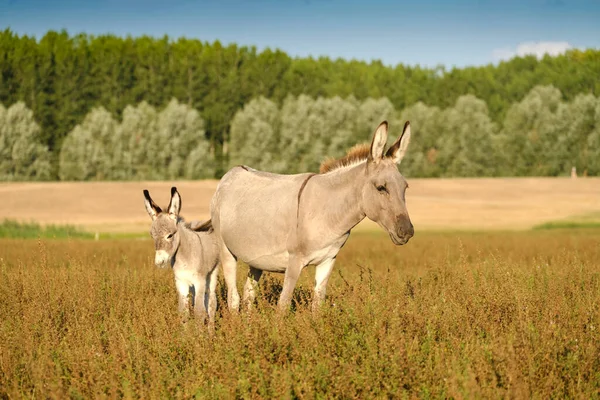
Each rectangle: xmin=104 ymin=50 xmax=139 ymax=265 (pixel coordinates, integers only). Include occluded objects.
xmin=173 ymin=264 xmax=201 ymax=285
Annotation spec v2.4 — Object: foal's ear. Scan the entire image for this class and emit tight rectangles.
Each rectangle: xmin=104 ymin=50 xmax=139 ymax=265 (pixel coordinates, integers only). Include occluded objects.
xmin=167 ymin=187 xmax=181 ymax=219
xmin=386 ymin=121 xmax=411 ymax=164
xmin=368 ymin=121 xmax=389 ymax=163
xmin=143 ymin=190 xmax=162 ymax=220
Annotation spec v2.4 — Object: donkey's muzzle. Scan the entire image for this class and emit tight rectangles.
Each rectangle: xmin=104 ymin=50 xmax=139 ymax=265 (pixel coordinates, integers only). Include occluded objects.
xmin=154 ymin=250 xmax=170 ymax=268
xmin=392 ymin=216 xmax=414 ymax=245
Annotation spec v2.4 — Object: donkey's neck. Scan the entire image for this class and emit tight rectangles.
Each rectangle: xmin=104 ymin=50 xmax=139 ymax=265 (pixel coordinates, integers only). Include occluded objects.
xmin=308 ymin=162 xmax=367 ymax=236
xmin=174 ymin=221 xmax=197 ymax=264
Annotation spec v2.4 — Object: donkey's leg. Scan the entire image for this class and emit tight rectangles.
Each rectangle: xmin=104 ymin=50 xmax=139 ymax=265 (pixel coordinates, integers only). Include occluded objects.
xmin=220 ymin=245 xmax=240 ymax=311
xmin=278 ymin=257 xmax=305 ymax=312
xmin=312 ymin=257 xmax=336 ymax=312
xmin=207 ymin=266 xmax=219 ymax=322
xmin=192 ymin=276 xmax=207 ymax=323
xmin=242 ymin=266 xmax=263 ymax=309
xmin=175 ymin=278 xmax=191 ymax=321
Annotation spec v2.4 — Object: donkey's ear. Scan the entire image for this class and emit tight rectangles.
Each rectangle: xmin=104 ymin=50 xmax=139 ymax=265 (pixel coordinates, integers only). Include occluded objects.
xmin=167 ymin=187 xmax=181 ymax=219
xmin=386 ymin=121 xmax=411 ymax=164
xmin=143 ymin=190 xmax=162 ymax=220
xmin=368 ymin=121 xmax=389 ymax=163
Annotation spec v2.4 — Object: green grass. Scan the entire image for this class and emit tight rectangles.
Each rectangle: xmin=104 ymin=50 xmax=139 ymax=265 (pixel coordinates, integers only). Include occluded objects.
xmin=0 ymin=220 xmax=150 ymax=240
xmin=0 ymin=219 xmax=94 ymax=239
xmin=95 ymin=231 xmax=149 ymax=240
xmin=534 ymin=211 xmax=600 ymax=230
xmin=534 ymin=221 xmax=600 ymax=230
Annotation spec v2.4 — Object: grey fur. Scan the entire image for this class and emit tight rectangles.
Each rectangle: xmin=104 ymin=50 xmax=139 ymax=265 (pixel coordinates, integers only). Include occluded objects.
xmin=210 ymin=121 xmax=414 ymax=312
xmin=144 ymin=187 xmax=219 ymax=323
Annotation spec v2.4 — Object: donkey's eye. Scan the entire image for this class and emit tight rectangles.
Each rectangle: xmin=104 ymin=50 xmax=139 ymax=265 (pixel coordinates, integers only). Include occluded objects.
xmin=166 ymin=233 xmax=174 ymax=240
xmin=376 ymin=184 xmax=388 ymax=193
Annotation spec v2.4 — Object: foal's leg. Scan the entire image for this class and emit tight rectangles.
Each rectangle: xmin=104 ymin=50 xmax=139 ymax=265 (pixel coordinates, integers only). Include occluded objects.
xmin=175 ymin=278 xmax=191 ymax=321
xmin=207 ymin=266 xmax=219 ymax=321
xmin=192 ymin=275 xmax=207 ymax=323
xmin=312 ymin=257 xmax=336 ymax=312
xmin=278 ymin=256 xmax=305 ymax=312
xmin=242 ymin=266 xmax=263 ymax=309
xmin=220 ymin=245 xmax=240 ymax=311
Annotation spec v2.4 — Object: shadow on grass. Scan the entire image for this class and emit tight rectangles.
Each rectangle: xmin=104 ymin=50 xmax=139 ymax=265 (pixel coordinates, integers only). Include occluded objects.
xmin=215 ymin=274 xmax=312 ymax=313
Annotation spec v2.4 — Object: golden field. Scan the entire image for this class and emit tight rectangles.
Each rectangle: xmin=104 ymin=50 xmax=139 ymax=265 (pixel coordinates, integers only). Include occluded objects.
xmin=0 ymin=178 xmax=599 ymax=398
xmin=1 ymin=230 xmax=599 ymax=397
xmin=1 ymin=177 xmax=599 ymax=233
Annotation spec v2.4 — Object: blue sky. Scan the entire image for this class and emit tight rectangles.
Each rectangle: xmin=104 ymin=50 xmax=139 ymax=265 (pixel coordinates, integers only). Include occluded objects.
xmin=1 ymin=0 xmax=599 ymax=68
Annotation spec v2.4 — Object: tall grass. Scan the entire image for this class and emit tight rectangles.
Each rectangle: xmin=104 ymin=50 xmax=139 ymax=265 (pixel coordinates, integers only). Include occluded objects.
xmin=0 ymin=230 xmax=599 ymax=398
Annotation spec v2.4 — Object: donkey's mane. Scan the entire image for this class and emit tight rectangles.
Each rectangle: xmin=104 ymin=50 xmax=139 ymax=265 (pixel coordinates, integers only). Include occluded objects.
xmin=184 ymin=218 xmax=214 ymax=233
xmin=319 ymin=143 xmax=370 ymax=174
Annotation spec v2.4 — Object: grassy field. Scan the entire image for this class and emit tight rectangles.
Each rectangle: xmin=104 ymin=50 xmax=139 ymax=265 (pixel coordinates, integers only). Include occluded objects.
xmin=1 ymin=229 xmax=599 ymax=398
xmin=1 ymin=178 xmax=599 ymax=397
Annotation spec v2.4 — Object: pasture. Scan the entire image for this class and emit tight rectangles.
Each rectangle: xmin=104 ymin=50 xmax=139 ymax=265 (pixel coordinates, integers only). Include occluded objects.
xmin=0 ymin=178 xmax=599 ymax=397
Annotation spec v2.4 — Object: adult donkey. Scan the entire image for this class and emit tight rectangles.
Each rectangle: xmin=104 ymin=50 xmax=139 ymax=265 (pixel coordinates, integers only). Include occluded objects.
xmin=211 ymin=121 xmax=413 ymax=312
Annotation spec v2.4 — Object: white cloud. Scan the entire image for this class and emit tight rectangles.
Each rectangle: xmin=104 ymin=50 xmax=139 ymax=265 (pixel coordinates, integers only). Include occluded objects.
xmin=491 ymin=47 xmax=516 ymax=61
xmin=492 ymin=41 xmax=573 ymax=62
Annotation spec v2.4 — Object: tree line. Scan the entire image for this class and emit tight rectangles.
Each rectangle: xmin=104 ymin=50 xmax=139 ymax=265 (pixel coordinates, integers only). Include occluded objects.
xmin=2 ymin=85 xmax=599 ymax=180
xmin=1 ymin=29 xmax=599 ymax=178
xmin=229 ymin=87 xmax=600 ymax=177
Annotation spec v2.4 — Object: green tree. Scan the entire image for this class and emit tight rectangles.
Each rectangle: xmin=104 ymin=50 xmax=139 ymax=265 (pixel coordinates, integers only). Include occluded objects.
xmin=184 ymin=140 xmax=215 ymax=180
xmin=500 ymin=85 xmax=563 ymax=176
xmin=228 ymin=96 xmax=280 ymax=171
xmin=148 ymin=99 xmax=211 ymax=180
xmin=559 ymin=94 xmax=598 ymax=175
xmin=437 ymin=95 xmax=499 ymax=177
xmin=59 ymin=99 xmax=212 ymax=180
xmin=4 ymin=29 xmax=600 ymax=179
xmin=399 ymin=102 xmax=443 ymax=177
xmin=58 ymin=107 xmax=117 ymax=180
xmin=584 ymin=98 xmax=600 ymax=175
xmin=357 ymin=97 xmax=400 ymax=145
xmin=0 ymin=102 xmax=51 ymax=180
xmin=278 ymin=94 xmax=318 ymax=173
xmin=314 ymin=96 xmax=359 ymax=161
xmin=118 ymin=101 xmax=158 ymax=179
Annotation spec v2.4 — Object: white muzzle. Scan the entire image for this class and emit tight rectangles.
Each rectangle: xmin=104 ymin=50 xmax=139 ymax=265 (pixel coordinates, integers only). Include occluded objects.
xmin=154 ymin=250 xmax=170 ymax=267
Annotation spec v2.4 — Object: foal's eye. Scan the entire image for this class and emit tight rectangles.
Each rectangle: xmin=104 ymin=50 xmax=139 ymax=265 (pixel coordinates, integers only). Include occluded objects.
xmin=166 ymin=233 xmax=174 ymax=240
xmin=376 ymin=184 xmax=388 ymax=193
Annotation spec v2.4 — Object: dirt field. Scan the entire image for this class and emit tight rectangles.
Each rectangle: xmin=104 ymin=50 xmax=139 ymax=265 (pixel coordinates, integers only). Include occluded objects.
xmin=0 ymin=177 xmax=599 ymax=233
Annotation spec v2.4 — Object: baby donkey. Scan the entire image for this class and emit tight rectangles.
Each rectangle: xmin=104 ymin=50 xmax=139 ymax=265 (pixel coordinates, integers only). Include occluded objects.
xmin=143 ymin=187 xmax=219 ymax=323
